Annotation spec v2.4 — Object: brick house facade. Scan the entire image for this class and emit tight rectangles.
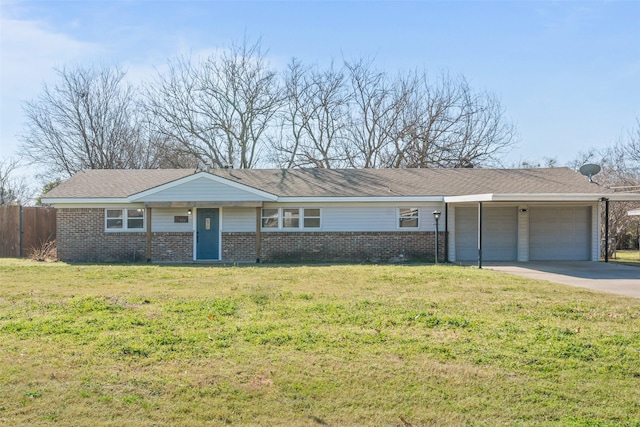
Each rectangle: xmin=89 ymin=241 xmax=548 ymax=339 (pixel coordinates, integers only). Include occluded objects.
xmin=58 ymin=208 xmax=192 ymax=262
xmin=58 ymin=208 xmax=443 ymax=263
xmin=43 ymin=168 xmax=637 ymax=264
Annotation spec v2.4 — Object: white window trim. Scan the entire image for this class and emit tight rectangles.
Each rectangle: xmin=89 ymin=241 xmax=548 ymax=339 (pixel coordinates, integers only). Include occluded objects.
xmin=302 ymin=208 xmax=321 ymax=229
xmin=398 ymin=207 xmax=419 ymax=229
xmin=260 ymin=208 xmax=322 ymax=230
xmin=261 ymin=208 xmax=280 ymax=230
xmin=282 ymin=208 xmax=301 ymax=229
xmin=104 ymin=208 xmax=146 ymax=232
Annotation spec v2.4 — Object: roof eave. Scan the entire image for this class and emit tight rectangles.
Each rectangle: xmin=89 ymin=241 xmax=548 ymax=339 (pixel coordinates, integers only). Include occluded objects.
xmin=444 ymin=193 xmax=640 ymax=203
xmin=40 ymin=197 xmax=132 ymax=205
xmin=276 ymin=196 xmax=444 ymax=203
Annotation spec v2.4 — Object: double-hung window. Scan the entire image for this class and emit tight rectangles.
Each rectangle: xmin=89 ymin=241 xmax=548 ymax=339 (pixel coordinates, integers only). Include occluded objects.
xmin=261 ymin=208 xmax=321 ymax=230
xmin=282 ymin=208 xmax=300 ymax=228
xmin=261 ymin=208 xmax=279 ymax=228
xmin=399 ymin=208 xmax=419 ymax=228
xmin=303 ymin=209 xmax=321 ymax=228
xmin=105 ymin=208 xmax=145 ymax=231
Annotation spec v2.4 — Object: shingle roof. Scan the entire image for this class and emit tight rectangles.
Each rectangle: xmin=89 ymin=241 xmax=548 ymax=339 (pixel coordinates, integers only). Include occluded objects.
xmin=44 ymin=169 xmax=196 ymax=198
xmin=44 ymin=167 xmax=609 ymax=199
xmin=209 ymin=167 xmax=605 ymax=197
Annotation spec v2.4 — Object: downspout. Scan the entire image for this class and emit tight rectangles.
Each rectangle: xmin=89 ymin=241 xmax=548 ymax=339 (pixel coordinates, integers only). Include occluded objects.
xmin=478 ymin=201 xmax=483 ymax=269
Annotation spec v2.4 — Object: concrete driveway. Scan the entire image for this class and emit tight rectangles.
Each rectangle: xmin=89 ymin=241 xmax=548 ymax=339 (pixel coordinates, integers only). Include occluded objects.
xmin=482 ymin=262 xmax=640 ymax=298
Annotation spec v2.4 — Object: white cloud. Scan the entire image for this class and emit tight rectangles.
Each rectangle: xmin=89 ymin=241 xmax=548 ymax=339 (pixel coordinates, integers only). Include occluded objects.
xmin=0 ymin=15 xmax=104 ymax=159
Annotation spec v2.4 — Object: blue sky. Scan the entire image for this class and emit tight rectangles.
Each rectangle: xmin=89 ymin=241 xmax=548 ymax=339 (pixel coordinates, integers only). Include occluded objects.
xmin=1 ymin=0 xmax=639 ymax=175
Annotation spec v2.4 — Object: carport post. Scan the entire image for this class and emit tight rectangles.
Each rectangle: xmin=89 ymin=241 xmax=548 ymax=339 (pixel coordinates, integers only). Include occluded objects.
xmin=444 ymin=203 xmax=449 ymax=262
xmin=603 ymin=198 xmax=609 ymax=263
xmin=478 ymin=201 xmax=483 ymax=269
xmin=146 ymin=207 xmax=152 ymax=262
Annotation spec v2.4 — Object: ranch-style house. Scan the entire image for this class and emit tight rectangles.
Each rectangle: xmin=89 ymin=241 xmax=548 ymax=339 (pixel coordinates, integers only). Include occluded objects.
xmin=41 ymin=167 xmax=640 ymax=264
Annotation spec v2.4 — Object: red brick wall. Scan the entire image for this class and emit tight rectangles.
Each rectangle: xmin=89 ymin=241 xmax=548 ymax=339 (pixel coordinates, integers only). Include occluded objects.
xmin=58 ymin=209 xmax=443 ymax=263
xmin=222 ymin=232 xmax=257 ymax=262
xmin=152 ymin=232 xmax=193 ymax=262
xmin=255 ymin=231 xmax=442 ymax=263
xmin=57 ymin=208 xmax=192 ymax=262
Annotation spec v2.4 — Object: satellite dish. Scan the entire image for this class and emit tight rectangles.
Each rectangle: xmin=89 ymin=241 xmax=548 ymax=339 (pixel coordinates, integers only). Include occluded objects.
xmin=579 ymin=164 xmax=601 ymax=182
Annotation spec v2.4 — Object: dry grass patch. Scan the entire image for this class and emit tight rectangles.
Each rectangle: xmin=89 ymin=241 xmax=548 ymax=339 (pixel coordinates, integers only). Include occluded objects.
xmin=1 ymin=260 xmax=639 ymax=426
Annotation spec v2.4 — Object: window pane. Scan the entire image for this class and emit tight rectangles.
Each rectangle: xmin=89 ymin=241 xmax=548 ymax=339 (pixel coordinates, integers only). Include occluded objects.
xmin=399 ymin=208 xmax=418 ymax=217
xmin=399 ymin=208 xmax=419 ymax=228
xmin=261 ymin=209 xmax=279 ymax=228
xmin=304 ymin=209 xmax=320 ymax=217
xmin=128 ymin=209 xmax=144 ymax=218
xmin=283 ymin=209 xmax=299 ymax=228
xmin=106 ymin=209 xmax=122 ymax=219
xmin=399 ymin=217 xmax=418 ymax=228
xmin=106 ymin=219 xmax=123 ymax=229
xmin=283 ymin=218 xmax=299 ymax=228
xmin=128 ymin=218 xmax=144 ymax=229
xmin=262 ymin=217 xmax=278 ymax=228
xmin=304 ymin=218 xmax=320 ymax=228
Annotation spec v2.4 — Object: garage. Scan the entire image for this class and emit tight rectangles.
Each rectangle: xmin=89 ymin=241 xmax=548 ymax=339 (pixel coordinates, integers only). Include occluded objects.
xmin=455 ymin=206 xmax=518 ymax=261
xmin=529 ymin=206 xmax=591 ymax=261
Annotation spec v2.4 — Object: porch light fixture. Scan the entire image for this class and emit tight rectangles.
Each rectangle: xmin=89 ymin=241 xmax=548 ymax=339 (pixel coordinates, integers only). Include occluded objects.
xmin=433 ymin=210 xmax=441 ymax=264
xmin=187 ymin=209 xmax=192 ymax=215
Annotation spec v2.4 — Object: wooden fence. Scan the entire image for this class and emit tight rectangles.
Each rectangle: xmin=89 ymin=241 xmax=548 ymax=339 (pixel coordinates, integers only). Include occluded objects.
xmin=0 ymin=206 xmax=57 ymax=258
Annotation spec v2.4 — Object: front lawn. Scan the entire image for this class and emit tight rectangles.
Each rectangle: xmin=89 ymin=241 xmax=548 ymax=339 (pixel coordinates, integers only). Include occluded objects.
xmin=1 ymin=260 xmax=639 ymax=426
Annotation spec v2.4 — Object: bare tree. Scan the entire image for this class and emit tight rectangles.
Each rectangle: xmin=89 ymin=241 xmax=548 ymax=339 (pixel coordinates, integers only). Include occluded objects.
xmin=391 ymin=72 xmax=516 ymax=168
xmin=571 ymin=120 xmax=640 ymax=255
xmin=20 ymin=65 xmax=164 ymax=179
xmin=147 ymin=39 xmax=283 ymax=169
xmin=344 ymin=59 xmax=409 ymax=168
xmin=274 ymin=59 xmax=350 ymax=168
xmin=277 ymin=60 xmax=517 ymax=170
xmin=617 ymin=117 xmax=640 ymax=169
xmin=0 ymin=158 xmax=33 ymax=205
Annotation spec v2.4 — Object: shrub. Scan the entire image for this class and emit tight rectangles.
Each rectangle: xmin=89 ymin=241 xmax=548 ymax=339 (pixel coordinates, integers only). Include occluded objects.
xmin=28 ymin=239 xmax=57 ymax=262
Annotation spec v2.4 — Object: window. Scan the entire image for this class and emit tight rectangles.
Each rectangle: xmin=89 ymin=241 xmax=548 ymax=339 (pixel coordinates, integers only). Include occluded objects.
xmin=283 ymin=208 xmax=300 ymax=228
xmin=399 ymin=208 xmax=419 ymax=228
xmin=261 ymin=208 xmax=279 ymax=228
xmin=261 ymin=208 xmax=321 ymax=230
xmin=106 ymin=209 xmax=123 ymax=229
xmin=303 ymin=209 xmax=321 ymax=228
xmin=127 ymin=209 xmax=144 ymax=229
xmin=105 ymin=208 xmax=145 ymax=231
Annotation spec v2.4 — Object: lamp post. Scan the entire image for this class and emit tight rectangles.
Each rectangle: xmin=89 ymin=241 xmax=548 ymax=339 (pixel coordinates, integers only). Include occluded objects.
xmin=433 ymin=210 xmax=441 ymax=264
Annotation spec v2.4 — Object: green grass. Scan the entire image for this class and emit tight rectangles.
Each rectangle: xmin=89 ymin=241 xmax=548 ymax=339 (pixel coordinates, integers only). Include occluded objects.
xmin=1 ymin=260 xmax=639 ymax=426
xmin=612 ymin=249 xmax=640 ymax=266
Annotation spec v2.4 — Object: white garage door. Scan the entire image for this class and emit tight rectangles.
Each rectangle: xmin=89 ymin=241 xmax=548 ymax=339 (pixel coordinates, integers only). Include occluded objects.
xmin=455 ymin=206 xmax=518 ymax=261
xmin=529 ymin=207 xmax=591 ymax=261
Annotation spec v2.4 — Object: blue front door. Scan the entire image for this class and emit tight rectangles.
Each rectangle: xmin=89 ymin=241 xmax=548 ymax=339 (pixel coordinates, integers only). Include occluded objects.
xmin=196 ymin=208 xmax=220 ymax=260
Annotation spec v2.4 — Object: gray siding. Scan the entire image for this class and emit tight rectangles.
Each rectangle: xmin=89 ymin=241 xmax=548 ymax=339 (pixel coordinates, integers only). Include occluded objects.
xmin=136 ymin=177 xmax=271 ymax=202
xmin=263 ymin=202 xmax=443 ymax=232
xmin=151 ymin=208 xmax=193 ymax=232
xmin=222 ymin=207 xmax=256 ymax=232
